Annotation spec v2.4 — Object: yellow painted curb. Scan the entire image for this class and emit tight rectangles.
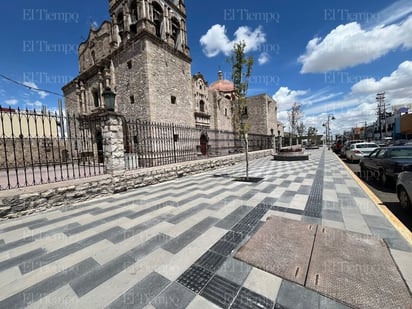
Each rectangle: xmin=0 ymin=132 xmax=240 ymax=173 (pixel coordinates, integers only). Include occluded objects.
xmin=336 ymin=154 xmax=412 ymax=246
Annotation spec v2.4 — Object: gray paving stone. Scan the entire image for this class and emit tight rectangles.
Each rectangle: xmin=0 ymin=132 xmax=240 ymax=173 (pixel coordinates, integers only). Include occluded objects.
xmin=107 ymin=215 xmax=169 ymax=244
xmin=278 ymin=190 xmax=296 ymax=203
xmin=215 ymin=206 xmax=253 ymax=230
xmin=162 ymin=229 xmax=201 ymax=254
xmin=63 ymin=210 xmax=134 ymax=236
xmin=0 ymin=248 xmax=46 ymax=272
xmin=207 ymin=195 xmax=239 ymax=211
xmin=70 ymin=254 xmax=135 ymax=297
xmin=0 ymin=218 xmax=48 ymax=233
xmin=162 ymin=217 xmax=217 ymax=254
xmin=215 ymin=257 xmax=252 ymax=285
xmin=20 ymin=242 xmax=83 ymax=274
xmin=321 ymin=209 xmax=343 ymax=222
xmin=0 ymin=239 xmax=4 ymax=245
xmin=126 ymin=202 xmax=171 ymax=220
xmin=0 ymin=236 xmax=35 ymax=253
xmin=167 ymin=203 xmax=209 ymax=224
xmin=0 ymin=258 xmax=99 ymax=309
xmin=189 ymin=216 xmax=219 ymax=234
xmin=151 ymin=282 xmax=195 ymax=309
xmin=276 ymin=280 xmax=346 ymax=309
xmin=297 ymin=185 xmax=312 ymax=195
xmin=107 ymin=272 xmax=171 ymax=309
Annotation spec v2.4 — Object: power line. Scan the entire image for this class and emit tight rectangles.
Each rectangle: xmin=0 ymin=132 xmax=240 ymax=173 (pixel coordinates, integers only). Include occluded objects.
xmin=0 ymin=73 xmax=64 ymax=98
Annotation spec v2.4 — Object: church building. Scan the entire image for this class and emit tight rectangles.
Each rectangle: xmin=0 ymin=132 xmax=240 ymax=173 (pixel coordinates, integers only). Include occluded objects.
xmin=63 ymin=0 xmax=278 ymax=137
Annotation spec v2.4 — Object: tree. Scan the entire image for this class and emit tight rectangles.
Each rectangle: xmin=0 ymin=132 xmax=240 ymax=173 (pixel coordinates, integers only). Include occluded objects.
xmin=307 ymin=127 xmax=318 ymax=145
xmin=229 ymin=41 xmax=254 ymax=179
xmin=287 ymin=102 xmax=302 ymax=146
xmin=296 ymin=122 xmax=306 ymax=144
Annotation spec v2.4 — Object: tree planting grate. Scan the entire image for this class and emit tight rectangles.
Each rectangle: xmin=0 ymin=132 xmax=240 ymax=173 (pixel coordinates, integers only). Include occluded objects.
xmin=230 ymin=287 xmax=275 ymax=309
xmin=194 ymin=250 xmax=227 ymax=273
xmin=233 ymin=177 xmax=264 ymax=183
xmin=209 ymin=240 xmax=238 ymax=256
xmin=176 ymin=264 xmax=214 ymax=294
xmin=200 ymin=274 xmax=242 ymax=309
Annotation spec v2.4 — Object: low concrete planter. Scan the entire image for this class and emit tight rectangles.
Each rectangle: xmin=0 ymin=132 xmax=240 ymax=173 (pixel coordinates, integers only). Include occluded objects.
xmin=273 ymin=151 xmax=309 ymax=161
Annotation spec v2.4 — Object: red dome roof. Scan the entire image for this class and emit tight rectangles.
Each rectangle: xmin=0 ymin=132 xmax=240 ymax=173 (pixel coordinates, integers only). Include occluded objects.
xmin=209 ymin=71 xmax=234 ymax=92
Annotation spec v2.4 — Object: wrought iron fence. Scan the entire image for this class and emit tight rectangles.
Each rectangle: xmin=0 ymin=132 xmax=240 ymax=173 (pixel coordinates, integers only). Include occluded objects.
xmin=0 ymin=106 xmax=273 ymax=190
xmin=124 ymin=118 xmax=273 ymax=169
xmin=0 ymin=107 xmax=105 ymax=190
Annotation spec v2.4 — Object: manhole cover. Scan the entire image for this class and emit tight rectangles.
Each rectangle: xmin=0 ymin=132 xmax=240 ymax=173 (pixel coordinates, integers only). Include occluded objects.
xmin=307 ymin=226 xmax=412 ymax=309
xmin=235 ymin=216 xmax=317 ymax=285
xmin=235 ymin=216 xmax=412 ymax=309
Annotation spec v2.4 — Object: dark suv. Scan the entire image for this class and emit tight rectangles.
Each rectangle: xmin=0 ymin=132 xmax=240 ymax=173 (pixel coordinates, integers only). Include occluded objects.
xmin=332 ymin=139 xmax=343 ymax=154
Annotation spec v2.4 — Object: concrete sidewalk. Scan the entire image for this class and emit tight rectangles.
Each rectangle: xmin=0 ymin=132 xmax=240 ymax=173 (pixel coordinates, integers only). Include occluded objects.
xmin=0 ymin=147 xmax=411 ymax=308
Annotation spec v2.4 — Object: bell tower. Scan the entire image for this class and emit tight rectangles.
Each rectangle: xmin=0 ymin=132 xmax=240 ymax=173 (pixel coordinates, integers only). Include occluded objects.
xmin=108 ymin=0 xmax=189 ymax=57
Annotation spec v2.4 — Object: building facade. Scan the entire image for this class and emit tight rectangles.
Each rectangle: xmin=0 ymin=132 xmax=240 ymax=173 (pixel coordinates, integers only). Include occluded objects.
xmin=62 ymin=0 xmax=278 ymax=156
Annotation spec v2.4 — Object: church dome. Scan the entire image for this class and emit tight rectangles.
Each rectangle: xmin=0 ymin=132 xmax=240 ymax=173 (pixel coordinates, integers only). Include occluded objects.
xmin=209 ymin=71 xmax=235 ymax=92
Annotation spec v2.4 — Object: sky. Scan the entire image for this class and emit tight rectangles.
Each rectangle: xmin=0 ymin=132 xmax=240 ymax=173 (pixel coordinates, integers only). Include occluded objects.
xmin=0 ymin=0 xmax=411 ymax=136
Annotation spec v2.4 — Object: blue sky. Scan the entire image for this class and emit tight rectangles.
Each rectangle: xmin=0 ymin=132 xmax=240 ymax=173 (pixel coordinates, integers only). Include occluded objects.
xmin=1 ymin=0 xmax=411 ymax=135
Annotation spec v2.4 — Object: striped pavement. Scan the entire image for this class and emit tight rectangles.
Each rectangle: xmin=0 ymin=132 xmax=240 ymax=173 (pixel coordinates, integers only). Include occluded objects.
xmin=0 ymin=147 xmax=410 ymax=308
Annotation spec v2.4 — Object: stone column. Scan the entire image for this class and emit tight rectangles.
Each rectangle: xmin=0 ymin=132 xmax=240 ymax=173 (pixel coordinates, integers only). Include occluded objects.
xmin=101 ymin=112 xmax=125 ymax=174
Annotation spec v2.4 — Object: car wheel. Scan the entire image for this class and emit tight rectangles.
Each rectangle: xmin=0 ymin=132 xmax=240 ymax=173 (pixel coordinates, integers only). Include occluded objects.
xmin=398 ymin=187 xmax=411 ymax=209
xmin=380 ymin=171 xmax=389 ymax=186
xmin=360 ymin=164 xmax=366 ymax=178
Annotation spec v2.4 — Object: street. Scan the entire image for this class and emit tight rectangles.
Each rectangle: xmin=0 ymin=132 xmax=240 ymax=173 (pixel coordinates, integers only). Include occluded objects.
xmin=342 ymin=157 xmax=412 ymax=232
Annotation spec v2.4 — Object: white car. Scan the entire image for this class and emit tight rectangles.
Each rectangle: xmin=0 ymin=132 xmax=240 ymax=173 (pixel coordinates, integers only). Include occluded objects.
xmin=396 ymin=165 xmax=412 ymax=209
xmin=346 ymin=142 xmax=378 ymax=163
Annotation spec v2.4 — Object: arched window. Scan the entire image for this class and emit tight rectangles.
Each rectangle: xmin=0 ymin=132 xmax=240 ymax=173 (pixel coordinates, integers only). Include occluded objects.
xmin=199 ymin=100 xmax=205 ymax=112
xmin=171 ymin=18 xmax=180 ymax=48
xmin=91 ymin=50 xmax=96 ymax=65
xmin=130 ymin=1 xmax=138 ymax=33
xmin=152 ymin=2 xmax=163 ymax=38
xmin=92 ymin=89 xmax=100 ymax=108
xmin=117 ymin=12 xmax=124 ymax=35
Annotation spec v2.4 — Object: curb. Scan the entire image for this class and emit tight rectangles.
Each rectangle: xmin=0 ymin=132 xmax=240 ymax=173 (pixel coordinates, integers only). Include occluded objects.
xmin=336 ymin=152 xmax=412 ymax=246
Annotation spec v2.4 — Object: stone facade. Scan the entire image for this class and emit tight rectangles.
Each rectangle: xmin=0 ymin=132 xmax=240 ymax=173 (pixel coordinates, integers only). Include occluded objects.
xmin=246 ymin=94 xmax=278 ymax=135
xmin=62 ymin=0 xmax=278 ymax=136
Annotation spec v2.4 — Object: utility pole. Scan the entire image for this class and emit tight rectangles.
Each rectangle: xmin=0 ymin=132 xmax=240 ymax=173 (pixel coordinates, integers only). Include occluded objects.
xmin=376 ymin=92 xmax=385 ymax=140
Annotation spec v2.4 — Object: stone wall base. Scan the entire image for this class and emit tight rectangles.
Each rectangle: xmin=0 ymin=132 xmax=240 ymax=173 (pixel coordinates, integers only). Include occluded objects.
xmin=0 ymin=150 xmax=271 ymax=220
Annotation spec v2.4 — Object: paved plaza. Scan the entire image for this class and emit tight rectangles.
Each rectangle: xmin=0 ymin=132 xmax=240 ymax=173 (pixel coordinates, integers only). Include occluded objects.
xmin=0 ymin=148 xmax=411 ymax=308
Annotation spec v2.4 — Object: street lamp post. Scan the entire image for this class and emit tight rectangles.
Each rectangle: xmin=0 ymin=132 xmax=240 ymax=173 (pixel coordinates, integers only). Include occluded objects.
xmin=322 ymin=114 xmax=335 ymax=149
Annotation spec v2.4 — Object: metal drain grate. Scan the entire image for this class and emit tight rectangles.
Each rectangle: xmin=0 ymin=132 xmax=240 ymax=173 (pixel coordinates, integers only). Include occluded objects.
xmin=176 ymin=265 xmax=213 ymax=293
xmin=221 ymin=231 xmax=246 ymax=245
xmin=303 ymin=150 xmax=325 ymax=218
xmin=194 ymin=250 xmax=226 ymax=273
xmin=200 ymin=275 xmax=241 ymax=308
xmin=230 ymin=287 xmax=275 ymax=309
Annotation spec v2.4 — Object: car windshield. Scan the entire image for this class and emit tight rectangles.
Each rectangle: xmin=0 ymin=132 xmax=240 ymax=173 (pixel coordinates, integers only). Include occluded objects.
xmin=356 ymin=143 xmax=377 ymax=148
xmin=389 ymin=148 xmax=412 ymax=158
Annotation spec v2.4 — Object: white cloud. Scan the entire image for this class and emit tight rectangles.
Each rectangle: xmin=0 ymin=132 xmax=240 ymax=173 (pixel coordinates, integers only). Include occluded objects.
xmin=5 ymin=99 xmax=18 ymax=106
xmin=373 ymin=0 xmax=412 ymax=27
xmin=23 ymin=81 xmax=49 ymax=99
xmin=352 ymin=60 xmax=412 ymax=93
xmin=298 ymin=16 xmax=412 ymax=73
xmin=258 ymin=52 xmax=270 ymax=65
xmin=272 ymin=86 xmax=307 ymax=111
xmin=200 ymin=24 xmax=266 ymax=57
xmin=25 ymin=100 xmax=43 ymax=108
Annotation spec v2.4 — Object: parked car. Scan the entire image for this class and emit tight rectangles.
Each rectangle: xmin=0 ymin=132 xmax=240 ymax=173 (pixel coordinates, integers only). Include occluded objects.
xmin=340 ymin=140 xmax=364 ymax=158
xmin=359 ymin=146 xmax=412 ymax=185
xmin=396 ymin=165 xmax=412 ymax=209
xmin=332 ymin=139 xmax=343 ymax=154
xmin=346 ymin=142 xmax=379 ymax=163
